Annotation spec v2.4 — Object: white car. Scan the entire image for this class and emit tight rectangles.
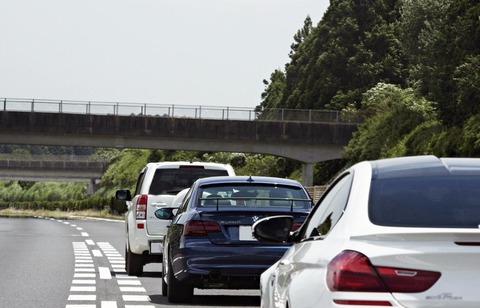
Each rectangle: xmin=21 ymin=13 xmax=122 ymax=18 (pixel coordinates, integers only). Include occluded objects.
xmin=116 ymin=161 xmax=235 ymax=276
xmin=254 ymin=155 xmax=480 ymax=308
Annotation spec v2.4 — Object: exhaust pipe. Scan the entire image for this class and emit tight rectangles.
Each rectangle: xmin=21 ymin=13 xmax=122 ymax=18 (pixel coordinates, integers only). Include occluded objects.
xmin=208 ymin=271 xmax=223 ymax=281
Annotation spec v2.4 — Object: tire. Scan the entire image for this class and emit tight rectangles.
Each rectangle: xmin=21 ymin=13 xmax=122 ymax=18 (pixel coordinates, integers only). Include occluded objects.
xmin=161 ymin=269 xmax=168 ymax=296
xmin=125 ymin=246 xmax=144 ymax=276
xmin=166 ymin=258 xmax=194 ymax=303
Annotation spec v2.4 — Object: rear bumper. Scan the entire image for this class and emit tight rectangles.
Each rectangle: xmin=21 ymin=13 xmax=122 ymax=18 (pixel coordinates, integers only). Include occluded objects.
xmin=171 ymin=243 xmax=288 ymax=289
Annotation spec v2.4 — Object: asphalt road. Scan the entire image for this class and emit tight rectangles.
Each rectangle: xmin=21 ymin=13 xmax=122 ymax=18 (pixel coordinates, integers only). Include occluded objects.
xmin=0 ymin=217 xmax=260 ymax=308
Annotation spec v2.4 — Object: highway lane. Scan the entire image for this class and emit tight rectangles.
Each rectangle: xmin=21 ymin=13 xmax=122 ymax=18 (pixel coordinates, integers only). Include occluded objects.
xmin=0 ymin=217 xmax=260 ymax=308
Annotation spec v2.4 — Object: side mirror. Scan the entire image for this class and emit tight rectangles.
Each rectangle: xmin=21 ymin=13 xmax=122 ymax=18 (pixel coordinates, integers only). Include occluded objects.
xmin=154 ymin=207 xmax=178 ymax=220
xmin=252 ymin=215 xmax=294 ymax=243
xmin=115 ymin=189 xmax=132 ymax=201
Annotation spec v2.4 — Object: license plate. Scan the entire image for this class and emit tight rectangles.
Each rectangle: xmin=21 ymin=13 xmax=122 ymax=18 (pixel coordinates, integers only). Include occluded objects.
xmin=150 ymin=241 xmax=163 ymax=254
xmin=239 ymin=225 xmax=256 ymax=241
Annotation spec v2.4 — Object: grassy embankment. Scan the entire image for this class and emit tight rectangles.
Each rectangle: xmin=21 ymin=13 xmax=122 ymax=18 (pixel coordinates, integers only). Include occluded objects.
xmin=0 ymin=208 xmax=123 ymax=220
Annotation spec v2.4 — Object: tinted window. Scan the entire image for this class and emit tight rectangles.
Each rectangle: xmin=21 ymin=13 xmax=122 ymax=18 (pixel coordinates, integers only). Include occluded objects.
xmin=196 ymin=184 xmax=311 ymax=209
xmin=303 ymin=173 xmax=352 ymax=239
xmin=149 ymin=168 xmax=229 ymax=195
xmin=369 ymin=175 xmax=480 ymax=228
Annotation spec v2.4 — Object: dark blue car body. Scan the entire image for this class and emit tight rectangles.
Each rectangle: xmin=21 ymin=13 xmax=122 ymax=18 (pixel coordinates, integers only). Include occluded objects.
xmin=162 ymin=176 xmax=313 ymax=303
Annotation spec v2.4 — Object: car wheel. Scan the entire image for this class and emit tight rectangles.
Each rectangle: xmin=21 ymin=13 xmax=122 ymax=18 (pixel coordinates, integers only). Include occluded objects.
xmin=125 ymin=246 xmax=144 ymax=276
xmin=161 ymin=264 xmax=168 ymax=296
xmin=166 ymin=258 xmax=193 ymax=303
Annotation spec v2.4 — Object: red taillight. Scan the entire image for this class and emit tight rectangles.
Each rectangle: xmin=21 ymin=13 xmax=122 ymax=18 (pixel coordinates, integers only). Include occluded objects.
xmin=327 ymin=250 xmax=441 ymax=293
xmin=291 ymin=222 xmax=302 ymax=231
xmin=183 ymin=220 xmax=221 ymax=236
xmin=136 ymin=194 xmax=148 ymax=220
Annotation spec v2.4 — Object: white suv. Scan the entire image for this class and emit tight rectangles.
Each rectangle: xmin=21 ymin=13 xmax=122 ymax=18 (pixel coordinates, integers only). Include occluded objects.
xmin=116 ymin=161 xmax=235 ymax=276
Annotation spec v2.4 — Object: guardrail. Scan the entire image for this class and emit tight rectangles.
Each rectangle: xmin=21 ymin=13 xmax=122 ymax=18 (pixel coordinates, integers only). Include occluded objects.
xmin=0 ymin=97 xmax=363 ymax=124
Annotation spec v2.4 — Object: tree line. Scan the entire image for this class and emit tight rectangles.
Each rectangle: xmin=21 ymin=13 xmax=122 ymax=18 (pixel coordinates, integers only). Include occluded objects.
xmin=259 ymin=0 xmax=480 ymax=163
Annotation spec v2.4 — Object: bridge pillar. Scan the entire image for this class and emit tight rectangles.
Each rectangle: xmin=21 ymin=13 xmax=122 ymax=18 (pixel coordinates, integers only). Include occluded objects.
xmin=301 ymin=163 xmax=314 ymax=187
xmin=87 ymin=179 xmax=99 ymax=196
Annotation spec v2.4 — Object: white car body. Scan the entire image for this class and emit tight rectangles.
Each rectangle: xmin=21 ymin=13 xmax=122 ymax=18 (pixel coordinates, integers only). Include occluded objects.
xmin=121 ymin=161 xmax=235 ymax=275
xmin=259 ymin=156 xmax=480 ymax=308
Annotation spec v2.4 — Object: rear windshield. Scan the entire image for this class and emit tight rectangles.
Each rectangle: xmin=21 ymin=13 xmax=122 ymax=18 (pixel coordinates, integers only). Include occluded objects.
xmin=369 ymin=175 xmax=480 ymax=228
xmin=196 ymin=184 xmax=312 ymax=210
xmin=149 ymin=168 xmax=229 ymax=195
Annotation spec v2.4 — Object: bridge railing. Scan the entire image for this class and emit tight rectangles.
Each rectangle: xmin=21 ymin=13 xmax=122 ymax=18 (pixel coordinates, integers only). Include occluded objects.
xmin=0 ymin=154 xmax=109 ymax=162
xmin=1 ymin=97 xmax=363 ymax=124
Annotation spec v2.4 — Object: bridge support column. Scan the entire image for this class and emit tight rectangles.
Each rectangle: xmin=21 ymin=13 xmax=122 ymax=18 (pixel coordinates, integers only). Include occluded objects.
xmin=301 ymin=163 xmax=314 ymax=187
xmin=87 ymin=178 xmax=99 ymax=196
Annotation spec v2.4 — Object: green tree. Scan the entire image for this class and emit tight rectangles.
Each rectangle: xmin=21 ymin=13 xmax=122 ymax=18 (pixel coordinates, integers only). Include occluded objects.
xmin=342 ymin=83 xmax=436 ymax=163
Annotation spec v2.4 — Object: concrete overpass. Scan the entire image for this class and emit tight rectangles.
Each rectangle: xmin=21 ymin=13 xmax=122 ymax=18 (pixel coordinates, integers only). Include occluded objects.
xmin=0 ymin=155 xmax=109 ymax=195
xmin=0 ymin=98 xmax=360 ymax=185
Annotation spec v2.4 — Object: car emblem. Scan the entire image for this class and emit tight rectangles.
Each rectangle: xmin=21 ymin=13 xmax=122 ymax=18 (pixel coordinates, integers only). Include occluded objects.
xmin=252 ymin=216 xmax=260 ymax=223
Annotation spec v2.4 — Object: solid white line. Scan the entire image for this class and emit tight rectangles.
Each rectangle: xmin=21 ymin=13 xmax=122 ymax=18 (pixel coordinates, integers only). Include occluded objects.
xmin=75 ymin=260 xmax=93 ymax=263
xmin=119 ymin=287 xmax=146 ymax=292
xmin=66 ymin=305 xmax=96 ymax=308
xmin=68 ymin=294 xmax=96 ymax=301
xmin=101 ymin=301 xmax=118 ymax=308
xmin=99 ymin=267 xmax=112 ymax=279
xmin=122 ymin=295 xmax=150 ymax=302
xmin=111 ymin=264 xmax=125 ymax=268
xmin=70 ymin=286 xmax=96 ymax=292
xmin=109 ymin=260 xmax=125 ymax=264
xmin=118 ymin=280 xmax=141 ymax=285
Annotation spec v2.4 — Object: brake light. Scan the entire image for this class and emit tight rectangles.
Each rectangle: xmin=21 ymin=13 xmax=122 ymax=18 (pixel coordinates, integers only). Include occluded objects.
xmin=136 ymin=194 xmax=148 ymax=220
xmin=183 ymin=220 xmax=221 ymax=236
xmin=291 ymin=222 xmax=302 ymax=231
xmin=327 ymin=250 xmax=440 ymax=293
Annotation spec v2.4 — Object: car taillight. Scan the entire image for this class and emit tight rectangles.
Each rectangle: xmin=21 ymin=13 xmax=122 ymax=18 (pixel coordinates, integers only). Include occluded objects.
xmin=291 ymin=222 xmax=302 ymax=231
xmin=327 ymin=250 xmax=441 ymax=293
xmin=136 ymin=194 xmax=148 ymax=220
xmin=183 ymin=220 xmax=221 ymax=236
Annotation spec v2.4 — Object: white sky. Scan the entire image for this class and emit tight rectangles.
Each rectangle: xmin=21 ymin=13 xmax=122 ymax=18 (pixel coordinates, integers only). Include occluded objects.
xmin=0 ymin=0 xmax=328 ymax=108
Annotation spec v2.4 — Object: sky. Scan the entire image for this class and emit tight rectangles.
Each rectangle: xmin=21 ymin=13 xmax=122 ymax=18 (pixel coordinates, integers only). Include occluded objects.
xmin=0 ymin=0 xmax=329 ymax=109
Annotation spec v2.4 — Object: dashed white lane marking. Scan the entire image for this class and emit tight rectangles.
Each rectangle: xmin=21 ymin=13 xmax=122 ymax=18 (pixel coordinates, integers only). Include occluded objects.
xmin=75 ymin=263 xmax=95 ymax=268
xmin=99 ymin=267 xmax=112 ymax=280
xmin=122 ymin=295 xmax=150 ymax=301
xmin=101 ymin=301 xmax=117 ymax=308
xmin=72 ymin=279 xmax=96 ymax=284
xmin=119 ymin=287 xmax=147 ymax=292
xmin=92 ymin=249 xmax=103 ymax=257
xmin=75 ymin=268 xmax=95 ymax=272
xmin=118 ymin=280 xmax=141 ymax=286
xmin=85 ymin=239 xmax=95 ymax=246
xmin=68 ymin=295 xmax=96 ymax=301
xmin=81 ymin=232 xmax=89 ymax=237
xmin=74 ymin=273 xmax=96 ymax=278
xmin=70 ymin=286 xmax=96 ymax=292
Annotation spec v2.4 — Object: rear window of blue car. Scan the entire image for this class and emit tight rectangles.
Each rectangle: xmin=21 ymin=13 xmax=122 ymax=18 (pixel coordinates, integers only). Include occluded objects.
xmin=196 ymin=184 xmax=312 ymax=209
xmin=369 ymin=175 xmax=480 ymax=228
